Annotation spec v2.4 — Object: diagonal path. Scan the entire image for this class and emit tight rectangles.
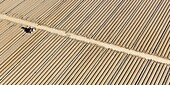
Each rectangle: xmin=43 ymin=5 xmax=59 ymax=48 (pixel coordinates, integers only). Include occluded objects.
xmin=0 ymin=14 xmax=169 ymax=64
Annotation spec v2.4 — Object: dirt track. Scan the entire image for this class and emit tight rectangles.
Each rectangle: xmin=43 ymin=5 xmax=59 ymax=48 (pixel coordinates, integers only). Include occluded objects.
xmin=0 ymin=14 xmax=169 ymax=64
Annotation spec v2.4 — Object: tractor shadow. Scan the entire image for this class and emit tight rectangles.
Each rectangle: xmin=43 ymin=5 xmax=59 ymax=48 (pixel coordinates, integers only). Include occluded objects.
xmin=21 ymin=27 xmax=35 ymax=33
